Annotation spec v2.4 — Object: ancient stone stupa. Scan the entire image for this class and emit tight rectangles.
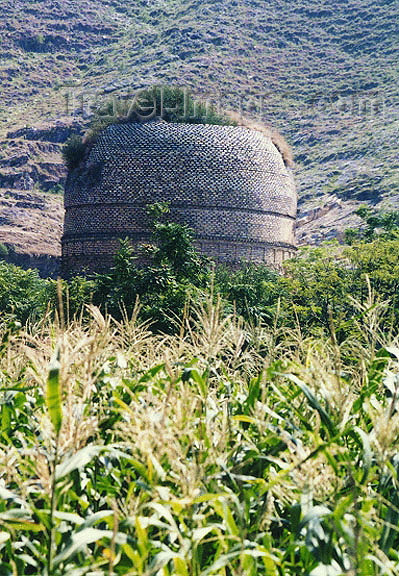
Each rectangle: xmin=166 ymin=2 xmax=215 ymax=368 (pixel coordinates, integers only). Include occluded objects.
xmin=62 ymin=89 xmax=297 ymax=276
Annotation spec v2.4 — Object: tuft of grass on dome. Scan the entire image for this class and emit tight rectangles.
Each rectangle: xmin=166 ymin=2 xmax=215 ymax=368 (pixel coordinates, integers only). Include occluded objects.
xmin=68 ymin=85 xmax=292 ymax=169
xmin=83 ymin=86 xmax=237 ymax=145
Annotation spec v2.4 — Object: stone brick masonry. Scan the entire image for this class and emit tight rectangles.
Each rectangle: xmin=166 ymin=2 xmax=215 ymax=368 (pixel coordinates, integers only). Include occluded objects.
xmin=62 ymin=122 xmax=297 ymax=276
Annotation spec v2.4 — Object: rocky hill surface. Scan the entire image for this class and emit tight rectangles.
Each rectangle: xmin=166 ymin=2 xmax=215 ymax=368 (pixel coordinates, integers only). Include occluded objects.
xmin=0 ymin=0 xmax=398 ymax=273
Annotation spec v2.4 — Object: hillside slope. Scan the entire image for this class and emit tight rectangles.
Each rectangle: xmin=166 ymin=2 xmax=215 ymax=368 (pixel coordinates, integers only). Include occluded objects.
xmin=0 ymin=0 xmax=398 ymax=269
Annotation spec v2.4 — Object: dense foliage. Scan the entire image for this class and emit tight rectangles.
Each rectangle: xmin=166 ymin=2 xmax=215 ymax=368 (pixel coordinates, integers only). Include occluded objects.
xmin=1 ymin=290 xmax=399 ymax=574
xmin=345 ymin=207 xmax=399 ymax=244
xmin=0 ymin=261 xmax=49 ymax=324
xmin=1 ymin=208 xmax=399 ymax=573
xmin=2 ymin=206 xmax=399 ymax=340
xmin=109 ymin=86 xmax=236 ymax=126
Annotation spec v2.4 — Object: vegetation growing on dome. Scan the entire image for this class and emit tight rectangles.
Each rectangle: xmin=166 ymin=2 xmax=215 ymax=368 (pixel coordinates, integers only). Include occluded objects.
xmin=63 ymin=86 xmax=293 ymax=170
xmin=84 ymin=86 xmax=236 ymax=143
xmin=62 ymin=134 xmax=86 ymax=171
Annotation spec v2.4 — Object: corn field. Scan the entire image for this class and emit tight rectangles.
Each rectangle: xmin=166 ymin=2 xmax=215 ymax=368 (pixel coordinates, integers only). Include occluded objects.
xmin=1 ymin=293 xmax=399 ymax=575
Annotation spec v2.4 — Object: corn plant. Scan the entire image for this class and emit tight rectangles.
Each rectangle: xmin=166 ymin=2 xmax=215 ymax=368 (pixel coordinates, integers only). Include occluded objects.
xmin=0 ymin=299 xmax=399 ymax=574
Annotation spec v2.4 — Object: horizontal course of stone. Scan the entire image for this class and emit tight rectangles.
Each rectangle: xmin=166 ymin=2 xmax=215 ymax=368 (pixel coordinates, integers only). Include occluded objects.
xmin=64 ymin=204 xmax=295 ymax=244
xmin=62 ymin=122 xmax=297 ymax=275
xmin=62 ymin=234 xmax=296 ymax=276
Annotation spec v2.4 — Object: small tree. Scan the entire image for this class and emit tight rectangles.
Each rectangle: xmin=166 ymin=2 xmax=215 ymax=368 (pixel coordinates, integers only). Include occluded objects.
xmin=91 ymin=204 xmax=211 ymax=330
xmin=145 ymin=202 xmax=209 ymax=283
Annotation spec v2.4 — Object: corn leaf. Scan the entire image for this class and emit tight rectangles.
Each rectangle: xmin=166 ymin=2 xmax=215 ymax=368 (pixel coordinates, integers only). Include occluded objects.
xmin=46 ymin=345 xmax=62 ymax=435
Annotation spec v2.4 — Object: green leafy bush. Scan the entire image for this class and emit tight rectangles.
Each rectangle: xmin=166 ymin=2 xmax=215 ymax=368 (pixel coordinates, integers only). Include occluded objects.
xmin=0 ymin=260 xmax=48 ymax=323
xmin=345 ymin=206 xmax=399 ymax=243
xmin=0 ymin=243 xmax=8 ymax=259
xmin=62 ymin=134 xmax=86 ymax=171
xmin=92 ymin=203 xmax=210 ymax=332
xmin=281 ymin=238 xmax=399 ymax=338
xmin=215 ymin=263 xmax=281 ymax=324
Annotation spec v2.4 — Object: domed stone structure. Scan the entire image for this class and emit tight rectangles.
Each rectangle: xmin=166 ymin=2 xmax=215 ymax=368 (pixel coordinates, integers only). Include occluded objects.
xmin=62 ymin=121 xmax=296 ymax=276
